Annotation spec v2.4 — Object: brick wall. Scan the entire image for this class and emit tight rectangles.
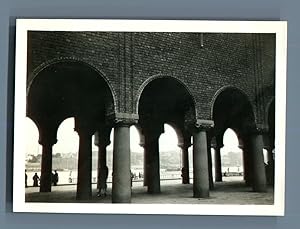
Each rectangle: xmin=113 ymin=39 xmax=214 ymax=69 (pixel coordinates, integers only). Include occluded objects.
xmin=27 ymin=31 xmax=275 ymax=125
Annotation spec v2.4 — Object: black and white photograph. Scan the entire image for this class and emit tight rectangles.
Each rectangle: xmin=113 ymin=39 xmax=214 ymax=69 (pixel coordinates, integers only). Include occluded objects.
xmin=13 ymin=19 xmax=287 ymax=215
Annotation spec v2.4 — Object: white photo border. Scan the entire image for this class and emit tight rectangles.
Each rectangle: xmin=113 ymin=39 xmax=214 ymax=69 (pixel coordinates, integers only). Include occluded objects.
xmin=13 ymin=19 xmax=287 ymax=216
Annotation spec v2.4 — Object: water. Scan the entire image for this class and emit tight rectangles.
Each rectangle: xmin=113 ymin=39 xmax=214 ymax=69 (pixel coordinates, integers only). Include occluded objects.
xmin=25 ymin=166 xmax=243 ymax=187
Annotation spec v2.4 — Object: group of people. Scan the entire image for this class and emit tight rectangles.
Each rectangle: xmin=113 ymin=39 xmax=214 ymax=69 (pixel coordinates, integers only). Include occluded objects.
xmin=25 ymin=170 xmax=59 ymax=187
xmin=25 ymin=167 xmax=138 ymax=198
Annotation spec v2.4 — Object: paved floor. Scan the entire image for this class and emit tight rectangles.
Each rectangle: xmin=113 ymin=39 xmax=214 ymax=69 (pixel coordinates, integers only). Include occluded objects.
xmin=25 ymin=177 xmax=274 ymax=205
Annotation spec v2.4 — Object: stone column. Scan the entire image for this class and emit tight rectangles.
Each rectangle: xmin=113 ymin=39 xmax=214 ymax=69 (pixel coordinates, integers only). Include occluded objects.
xmin=267 ymin=147 xmax=275 ymax=166
xmin=207 ymin=138 xmax=214 ymax=190
xmin=112 ymin=123 xmax=131 ymax=203
xmin=110 ymin=113 xmax=138 ymax=203
xmin=97 ymin=145 xmax=107 ymax=188
xmin=249 ymin=129 xmax=267 ymax=192
xmin=266 ymin=146 xmax=274 ymax=185
xmin=94 ymin=128 xmax=111 ymax=190
xmin=142 ymin=145 xmax=148 ymax=186
xmin=239 ymin=140 xmax=253 ymax=186
xmin=192 ymin=120 xmax=214 ymax=198
xmin=75 ymin=119 xmax=94 ymax=200
xmin=39 ymin=128 xmax=57 ymax=193
xmin=138 ymin=135 xmax=148 ymax=187
xmin=213 ymin=144 xmax=223 ymax=182
xmin=144 ymin=129 xmax=161 ymax=194
xmin=263 ymin=134 xmax=274 ymax=185
xmin=179 ymin=138 xmax=190 ymax=184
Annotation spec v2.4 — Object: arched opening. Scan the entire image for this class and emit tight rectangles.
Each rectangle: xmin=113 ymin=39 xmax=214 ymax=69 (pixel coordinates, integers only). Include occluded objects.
xmin=52 ymin=118 xmax=79 ymax=185
xmin=159 ymin=124 xmax=181 ymax=182
xmin=50 ymin=118 xmax=99 ymax=185
xmin=130 ymin=125 xmax=144 ymax=184
xmin=212 ymin=87 xmax=267 ymax=192
xmin=138 ymin=77 xmax=195 ymax=194
xmin=212 ymin=87 xmax=255 ymax=136
xmin=26 ymin=61 xmax=115 ymax=199
xmin=25 ymin=117 xmax=41 ymax=187
xmin=137 ymin=77 xmax=196 ymax=134
xmin=27 ymin=61 xmax=115 ymax=126
xmin=220 ymin=128 xmax=243 ymax=181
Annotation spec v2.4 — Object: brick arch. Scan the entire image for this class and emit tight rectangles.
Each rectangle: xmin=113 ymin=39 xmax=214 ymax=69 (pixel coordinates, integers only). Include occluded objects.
xmin=210 ymin=85 xmax=256 ymax=121
xmin=135 ymin=74 xmax=197 ymax=118
xmin=28 ymin=57 xmax=118 ymax=114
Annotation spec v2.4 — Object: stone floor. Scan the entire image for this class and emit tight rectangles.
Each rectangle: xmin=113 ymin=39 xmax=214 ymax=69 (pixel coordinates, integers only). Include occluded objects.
xmin=25 ymin=177 xmax=274 ymax=205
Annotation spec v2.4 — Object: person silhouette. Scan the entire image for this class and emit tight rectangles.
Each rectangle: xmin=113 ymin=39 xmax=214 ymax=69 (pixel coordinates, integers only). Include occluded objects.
xmin=130 ymin=171 xmax=134 ymax=187
xmin=32 ymin=173 xmax=39 ymax=187
xmin=53 ymin=170 xmax=59 ymax=186
xmin=25 ymin=170 xmax=28 ymax=188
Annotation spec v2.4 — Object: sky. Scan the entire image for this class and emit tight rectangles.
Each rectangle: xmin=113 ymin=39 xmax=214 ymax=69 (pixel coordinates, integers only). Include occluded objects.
xmin=25 ymin=117 xmax=242 ymax=156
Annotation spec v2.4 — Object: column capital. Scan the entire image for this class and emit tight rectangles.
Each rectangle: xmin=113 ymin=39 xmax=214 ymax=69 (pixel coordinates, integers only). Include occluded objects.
xmin=111 ymin=113 xmax=139 ymax=127
xmin=210 ymin=135 xmax=224 ymax=149
xmin=38 ymin=129 xmax=57 ymax=147
xmin=247 ymin=123 xmax=268 ymax=135
xmin=38 ymin=138 xmax=57 ymax=147
xmin=211 ymin=143 xmax=224 ymax=150
xmin=139 ymin=134 xmax=145 ymax=147
xmin=190 ymin=119 xmax=214 ymax=133
xmin=94 ymin=127 xmax=111 ymax=147
xmin=142 ymin=123 xmax=164 ymax=140
xmin=74 ymin=118 xmax=96 ymax=137
xmin=238 ymin=143 xmax=244 ymax=150
xmin=210 ymin=137 xmax=217 ymax=149
xmin=178 ymin=136 xmax=192 ymax=148
xmin=196 ymin=119 xmax=214 ymax=130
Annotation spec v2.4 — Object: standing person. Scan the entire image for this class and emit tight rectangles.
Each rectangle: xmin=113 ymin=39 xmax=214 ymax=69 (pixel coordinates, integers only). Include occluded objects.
xmin=51 ymin=171 xmax=55 ymax=185
xmin=32 ymin=173 xmax=39 ymax=187
xmin=130 ymin=171 xmax=134 ymax=187
xmin=53 ymin=170 xmax=59 ymax=186
xmin=97 ymin=166 xmax=109 ymax=197
xmin=68 ymin=170 xmax=73 ymax=183
xmin=25 ymin=170 xmax=28 ymax=188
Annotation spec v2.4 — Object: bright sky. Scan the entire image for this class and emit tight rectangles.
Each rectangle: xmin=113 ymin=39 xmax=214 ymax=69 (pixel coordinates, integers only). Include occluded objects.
xmin=26 ymin=118 xmax=180 ymax=155
xmin=25 ymin=118 xmax=241 ymax=156
xmin=221 ymin=128 xmax=242 ymax=155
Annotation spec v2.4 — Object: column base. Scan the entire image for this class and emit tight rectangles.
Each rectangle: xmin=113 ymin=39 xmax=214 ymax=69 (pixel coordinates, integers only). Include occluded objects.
xmin=193 ymin=189 xmax=209 ymax=198
xmin=112 ymin=194 xmax=131 ymax=203
xmin=76 ymin=191 xmax=92 ymax=201
xmin=147 ymin=188 xmax=161 ymax=194
xmin=253 ymin=184 xmax=267 ymax=193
